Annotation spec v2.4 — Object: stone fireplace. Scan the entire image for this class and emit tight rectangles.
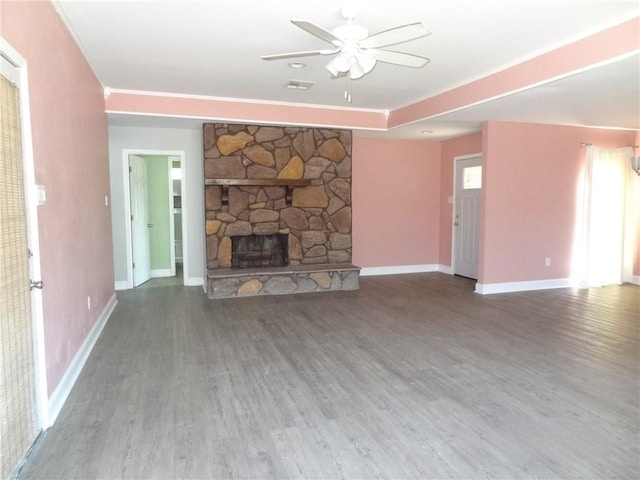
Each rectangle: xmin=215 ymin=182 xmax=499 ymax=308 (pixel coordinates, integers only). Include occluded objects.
xmin=203 ymin=123 xmax=360 ymax=299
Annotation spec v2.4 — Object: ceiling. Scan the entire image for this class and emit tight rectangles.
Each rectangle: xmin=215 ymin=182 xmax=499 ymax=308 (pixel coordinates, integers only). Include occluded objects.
xmin=54 ymin=0 xmax=639 ymax=140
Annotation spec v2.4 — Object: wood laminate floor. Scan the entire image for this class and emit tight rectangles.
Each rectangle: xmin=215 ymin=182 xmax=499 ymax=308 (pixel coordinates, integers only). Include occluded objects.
xmin=20 ymin=274 xmax=639 ymax=479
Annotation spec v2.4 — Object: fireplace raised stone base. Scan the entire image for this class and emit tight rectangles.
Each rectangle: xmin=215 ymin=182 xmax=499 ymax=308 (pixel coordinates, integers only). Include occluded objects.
xmin=206 ymin=264 xmax=360 ymax=299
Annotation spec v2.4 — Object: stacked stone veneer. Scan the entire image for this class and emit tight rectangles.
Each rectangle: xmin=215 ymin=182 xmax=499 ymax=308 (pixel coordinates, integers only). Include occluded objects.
xmin=203 ymin=123 xmax=358 ymax=298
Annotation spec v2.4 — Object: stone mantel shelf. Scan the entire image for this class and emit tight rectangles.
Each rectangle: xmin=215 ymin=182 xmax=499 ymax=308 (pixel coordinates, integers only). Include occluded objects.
xmin=205 ymin=178 xmax=313 ymax=187
xmin=205 ymin=178 xmax=314 ymax=206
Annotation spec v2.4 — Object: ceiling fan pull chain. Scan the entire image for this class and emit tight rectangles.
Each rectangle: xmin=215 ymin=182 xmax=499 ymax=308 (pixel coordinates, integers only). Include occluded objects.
xmin=345 ymin=76 xmax=353 ymax=104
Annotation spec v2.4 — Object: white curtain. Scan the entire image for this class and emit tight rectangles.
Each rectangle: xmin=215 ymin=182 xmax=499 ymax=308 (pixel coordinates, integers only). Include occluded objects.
xmin=575 ymin=146 xmax=638 ymax=287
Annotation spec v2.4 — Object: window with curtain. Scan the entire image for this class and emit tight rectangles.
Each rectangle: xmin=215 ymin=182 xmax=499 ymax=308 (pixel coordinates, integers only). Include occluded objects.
xmin=574 ymin=145 xmax=639 ymax=287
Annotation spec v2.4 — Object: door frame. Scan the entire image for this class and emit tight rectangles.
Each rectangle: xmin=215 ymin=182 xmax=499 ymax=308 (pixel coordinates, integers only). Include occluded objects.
xmin=1 ymin=38 xmax=49 ymax=428
xmin=122 ymin=149 xmax=187 ymax=288
xmin=451 ymin=152 xmax=483 ymax=280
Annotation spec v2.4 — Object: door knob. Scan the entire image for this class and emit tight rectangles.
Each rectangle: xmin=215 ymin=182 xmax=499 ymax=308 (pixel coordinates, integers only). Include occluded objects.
xmin=30 ymin=280 xmax=44 ymax=290
xmin=454 ymin=222 xmax=459 ymax=226
xmin=148 ymin=224 xmax=154 ymax=228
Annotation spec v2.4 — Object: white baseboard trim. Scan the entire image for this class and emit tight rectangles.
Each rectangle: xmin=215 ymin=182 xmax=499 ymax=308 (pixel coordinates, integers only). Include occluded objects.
xmin=185 ymin=276 xmax=204 ymax=286
xmin=437 ymin=264 xmax=453 ymax=275
xmin=360 ymin=264 xmax=440 ymax=276
xmin=117 ymin=276 xmax=202 ymax=289
xmin=47 ymin=293 xmax=117 ymax=426
xmin=151 ymin=268 xmax=172 ymax=278
xmin=631 ymin=275 xmax=640 ymax=286
xmin=475 ymin=278 xmax=572 ymax=295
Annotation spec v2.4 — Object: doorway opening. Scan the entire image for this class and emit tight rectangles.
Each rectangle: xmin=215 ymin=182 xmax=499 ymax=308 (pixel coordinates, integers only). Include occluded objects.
xmin=451 ymin=153 xmax=482 ymax=282
xmin=171 ymin=159 xmax=183 ymax=279
xmin=123 ymin=150 xmax=187 ymax=288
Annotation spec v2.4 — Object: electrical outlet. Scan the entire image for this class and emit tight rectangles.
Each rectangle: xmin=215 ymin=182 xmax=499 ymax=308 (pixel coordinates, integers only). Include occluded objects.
xmin=545 ymin=257 xmax=551 ymax=267
xmin=105 ymin=195 xmax=109 ymax=206
xmin=87 ymin=296 xmax=91 ymax=310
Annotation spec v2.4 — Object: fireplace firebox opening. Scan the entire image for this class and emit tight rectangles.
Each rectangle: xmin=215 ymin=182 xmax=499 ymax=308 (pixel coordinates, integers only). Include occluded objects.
xmin=231 ymin=233 xmax=289 ymax=269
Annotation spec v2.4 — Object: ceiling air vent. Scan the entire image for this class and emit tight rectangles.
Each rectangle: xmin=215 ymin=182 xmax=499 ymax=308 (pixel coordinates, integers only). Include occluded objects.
xmin=285 ymin=79 xmax=315 ymax=90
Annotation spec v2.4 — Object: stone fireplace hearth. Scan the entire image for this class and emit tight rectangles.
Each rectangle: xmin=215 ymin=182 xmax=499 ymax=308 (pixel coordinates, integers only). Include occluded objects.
xmin=203 ymin=123 xmax=360 ymax=299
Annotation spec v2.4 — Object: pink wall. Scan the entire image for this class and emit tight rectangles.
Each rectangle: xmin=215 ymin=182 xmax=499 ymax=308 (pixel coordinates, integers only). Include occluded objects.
xmin=438 ymin=133 xmax=483 ymax=266
xmin=636 ymin=131 xmax=640 ymax=277
xmin=352 ymin=136 xmax=441 ymax=267
xmin=2 ymin=2 xmax=114 ymax=395
xmin=480 ymin=121 xmax=636 ymax=285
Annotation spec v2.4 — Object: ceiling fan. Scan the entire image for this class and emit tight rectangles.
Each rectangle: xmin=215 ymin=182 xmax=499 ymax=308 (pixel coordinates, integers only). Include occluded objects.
xmin=262 ymin=7 xmax=431 ymax=81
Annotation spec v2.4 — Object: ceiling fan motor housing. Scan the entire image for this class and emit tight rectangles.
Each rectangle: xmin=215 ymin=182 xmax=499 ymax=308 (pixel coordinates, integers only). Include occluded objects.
xmin=332 ymin=23 xmax=370 ymax=43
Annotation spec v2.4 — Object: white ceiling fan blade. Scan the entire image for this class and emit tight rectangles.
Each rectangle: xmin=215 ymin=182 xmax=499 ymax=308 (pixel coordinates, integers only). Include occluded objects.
xmin=262 ymin=48 xmax=339 ymax=61
xmin=360 ymin=22 xmax=431 ymax=49
xmin=368 ymin=49 xmax=430 ymax=68
xmin=291 ymin=20 xmax=343 ymax=47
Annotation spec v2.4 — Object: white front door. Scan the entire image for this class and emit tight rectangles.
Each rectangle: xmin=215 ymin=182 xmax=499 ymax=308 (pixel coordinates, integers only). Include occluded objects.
xmin=0 ymin=64 xmax=41 ymax=477
xmin=453 ymin=156 xmax=482 ymax=279
xmin=129 ymin=155 xmax=151 ymax=286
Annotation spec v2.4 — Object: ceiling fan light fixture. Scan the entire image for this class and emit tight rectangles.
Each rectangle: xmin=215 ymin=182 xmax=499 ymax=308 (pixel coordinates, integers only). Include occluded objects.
xmin=326 ymin=52 xmax=352 ymax=77
xmin=349 ymin=60 xmax=364 ymax=80
xmin=356 ymin=51 xmax=376 ymax=74
xmin=325 ymin=61 xmax=339 ymax=77
xmin=334 ymin=52 xmax=352 ymax=72
xmin=326 ymin=50 xmax=376 ymax=79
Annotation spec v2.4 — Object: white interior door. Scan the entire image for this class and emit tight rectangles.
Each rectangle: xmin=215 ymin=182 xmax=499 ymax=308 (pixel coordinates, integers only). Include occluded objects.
xmin=454 ymin=156 xmax=482 ymax=279
xmin=129 ymin=155 xmax=151 ymax=286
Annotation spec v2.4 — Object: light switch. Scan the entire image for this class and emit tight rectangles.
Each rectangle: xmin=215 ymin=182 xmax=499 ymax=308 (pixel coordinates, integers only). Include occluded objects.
xmin=36 ymin=184 xmax=46 ymax=206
